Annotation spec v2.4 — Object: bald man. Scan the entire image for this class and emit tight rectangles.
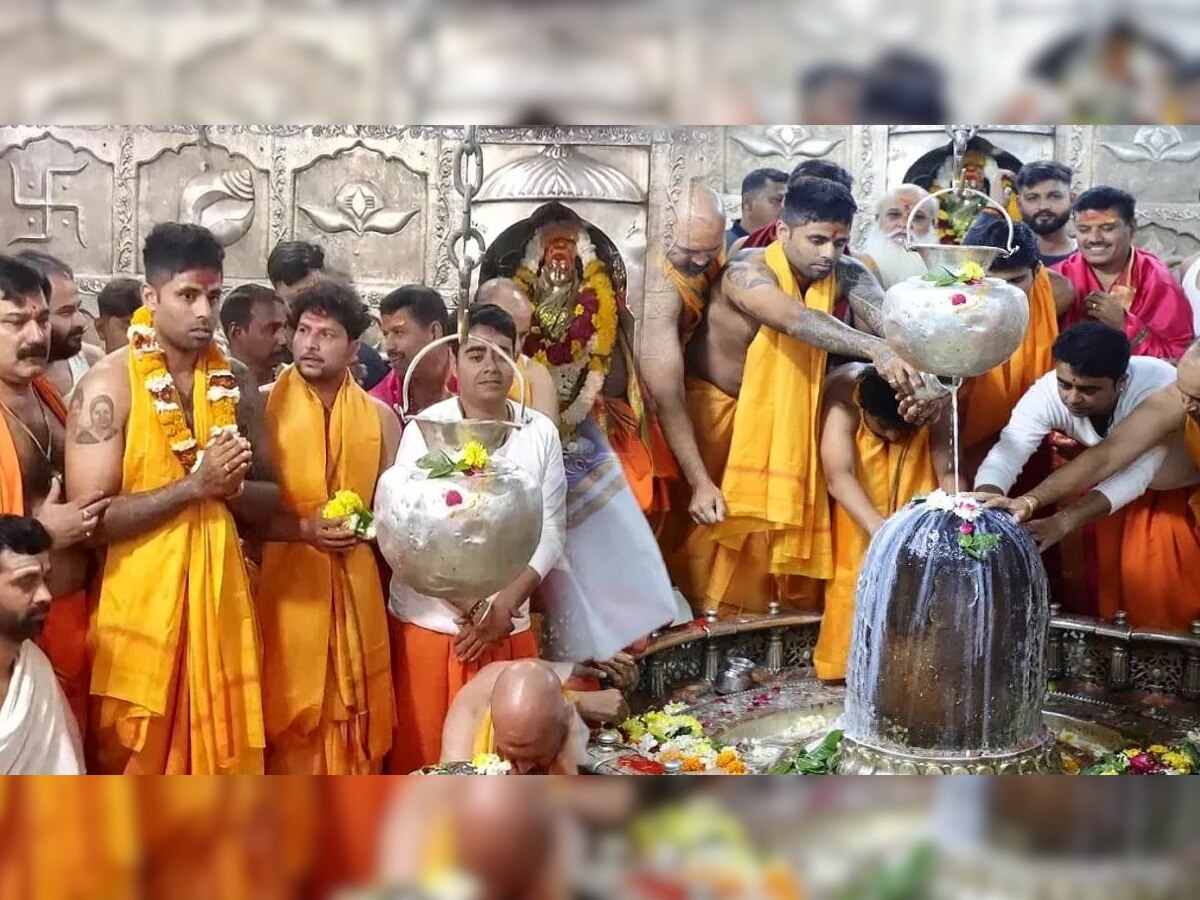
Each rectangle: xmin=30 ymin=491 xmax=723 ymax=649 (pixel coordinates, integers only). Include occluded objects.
xmin=991 ymin=339 xmax=1200 ymax=630
xmin=376 ymin=778 xmax=571 ymax=900
xmin=475 ymin=278 xmax=559 ymax=424
xmin=643 ymin=181 xmax=729 ymax=525
xmin=440 ymin=659 xmax=628 ymax=774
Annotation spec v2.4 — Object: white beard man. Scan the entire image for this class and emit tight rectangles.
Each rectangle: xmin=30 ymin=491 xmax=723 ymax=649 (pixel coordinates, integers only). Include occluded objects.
xmin=855 ymin=185 xmax=937 ymax=290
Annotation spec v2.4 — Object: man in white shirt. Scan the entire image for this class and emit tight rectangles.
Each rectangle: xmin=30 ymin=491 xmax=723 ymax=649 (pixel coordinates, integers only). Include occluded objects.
xmin=383 ymin=304 xmax=567 ymax=772
xmin=0 ymin=514 xmax=85 ymax=774
xmin=975 ymin=322 xmax=1200 ymax=627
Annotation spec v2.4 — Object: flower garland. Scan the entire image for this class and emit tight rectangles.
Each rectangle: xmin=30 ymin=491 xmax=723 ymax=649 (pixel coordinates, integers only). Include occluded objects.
xmin=127 ymin=306 xmax=239 ymax=473
xmin=514 ymin=226 xmax=619 ymax=435
xmin=1080 ymin=741 xmax=1200 ymax=776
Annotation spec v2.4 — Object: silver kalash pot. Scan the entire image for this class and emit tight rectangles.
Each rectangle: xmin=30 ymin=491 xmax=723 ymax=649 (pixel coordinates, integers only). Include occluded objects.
xmin=374 ymin=334 xmax=543 ymax=617
xmin=881 ymin=188 xmax=1030 ymax=379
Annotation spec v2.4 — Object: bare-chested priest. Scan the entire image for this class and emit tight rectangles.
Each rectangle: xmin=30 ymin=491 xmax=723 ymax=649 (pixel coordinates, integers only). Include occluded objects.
xmin=67 ymin=223 xmax=279 ymax=774
xmin=641 ymin=181 xmax=728 ymax=526
xmin=0 ymin=255 xmax=109 ymax=735
xmin=669 ymin=176 xmax=926 ymax=616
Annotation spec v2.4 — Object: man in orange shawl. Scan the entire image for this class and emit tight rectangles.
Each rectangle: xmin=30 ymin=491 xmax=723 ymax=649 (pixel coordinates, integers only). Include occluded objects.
xmin=257 ymin=280 xmax=399 ymax=774
xmin=641 ymin=181 xmax=729 ymax=529
xmin=0 ymin=255 xmax=110 ymax=735
xmin=991 ymin=338 xmax=1200 ymax=631
xmin=814 ymin=364 xmax=954 ymax=681
xmin=956 ymin=218 xmax=1071 ymax=478
xmin=670 ymin=177 xmax=925 ymax=616
xmin=66 ymin=223 xmax=278 ymax=774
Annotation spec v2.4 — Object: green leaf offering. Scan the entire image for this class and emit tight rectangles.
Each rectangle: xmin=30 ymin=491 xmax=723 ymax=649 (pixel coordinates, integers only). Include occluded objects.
xmin=957 ymin=532 xmax=1001 ymax=561
xmin=769 ymin=729 xmax=843 ymax=775
xmin=416 ymin=450 xmax=457 ymax=479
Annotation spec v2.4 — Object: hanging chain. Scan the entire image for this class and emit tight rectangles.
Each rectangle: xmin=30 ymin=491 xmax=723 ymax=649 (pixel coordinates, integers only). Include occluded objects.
xmin=446 ymin=125 xmax=486 ymax=336
xmin=946 ymin=124 xmax=978 ymax=196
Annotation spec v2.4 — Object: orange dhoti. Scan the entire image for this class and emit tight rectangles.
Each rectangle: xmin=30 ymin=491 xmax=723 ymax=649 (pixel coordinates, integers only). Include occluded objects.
xmin=813 ymin=421 xmax=937 ymax=680
xmin=0 ymin=376 xmax=92 ymax=736
xmin=1091 ymin=487 xmax=1200 ymax=630
xmin=387 ymin=619 xmax=538 ymax=773
xmin=670 ymin=241 xmax=834 ymax=616
xmin=90 ymin=350 xmax=264 ymax=774
xmin=258 ymin=368 xmax=395 ymax=774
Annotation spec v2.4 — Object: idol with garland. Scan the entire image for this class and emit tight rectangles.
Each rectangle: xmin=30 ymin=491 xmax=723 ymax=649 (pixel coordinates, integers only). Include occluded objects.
xmin=503 ymin=205 xmax=687 ymax=663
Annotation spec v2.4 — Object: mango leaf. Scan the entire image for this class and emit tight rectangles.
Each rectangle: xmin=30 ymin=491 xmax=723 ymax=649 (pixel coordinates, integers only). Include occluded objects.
xmin=416 ymin=450 xmax=456 ymax=478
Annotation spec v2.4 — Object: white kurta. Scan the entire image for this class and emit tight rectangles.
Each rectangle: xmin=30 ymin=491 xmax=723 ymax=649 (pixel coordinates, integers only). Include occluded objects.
xmin=0 ymin=641 xmax=85 ymax=774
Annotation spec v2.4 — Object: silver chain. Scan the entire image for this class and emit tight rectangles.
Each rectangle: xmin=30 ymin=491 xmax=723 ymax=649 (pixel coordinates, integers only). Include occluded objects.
xmin=446 ymin=125 xmax=486 ymax=335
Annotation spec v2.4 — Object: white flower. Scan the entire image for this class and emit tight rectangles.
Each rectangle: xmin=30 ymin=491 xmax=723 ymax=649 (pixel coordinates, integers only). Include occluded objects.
xmin=172 ymin=438 xmax=197 ymax=452
xmin=471 ymin=754 xmax=512 ymax=775
xmin=954 ymin=499 xmax=981 ymax=522
xmin=662 ymin=701 xmax=687 ymax=715
xmin=207 ymin=386 xmax=241 ymax=403
xmin=208 ymin=369 xmax=235 ymax=379
xmin=923 ymin=489 xmax=956 ymax=512
xmin=145 ymin=374 xmax=174 ymax=394
xmin=635 ymin=733 xmax=658 ymax=754
xmin=209 ymin=424 xmax=239 ymax=438
xmin=154 ymin=400 xmax=180 ymax=414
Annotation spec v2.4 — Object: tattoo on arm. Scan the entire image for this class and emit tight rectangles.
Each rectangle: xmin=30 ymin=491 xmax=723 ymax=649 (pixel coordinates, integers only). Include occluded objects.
xmin=842 ymin=261 xmax=885 ymax=335
xmin=723 ymin=260 xmax=778 ymax=292
xmin=70 ymin=393 xmax=120 ymax=445
xmin=95 ymin=479 xmax=199 ymax=544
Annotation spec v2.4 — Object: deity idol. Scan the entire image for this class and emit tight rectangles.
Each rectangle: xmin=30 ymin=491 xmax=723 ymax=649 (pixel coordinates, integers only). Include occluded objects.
xmin=510 ymin=211 xmax=684 ymax=663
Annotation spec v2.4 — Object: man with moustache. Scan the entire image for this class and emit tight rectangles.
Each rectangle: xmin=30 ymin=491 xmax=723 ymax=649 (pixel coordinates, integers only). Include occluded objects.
xmin=370 ymin=284 xmax=452 ymax=420
xmin=67 ymin=223 xmax=278 ymax=774
xmin=1055 ymin=187 xmax=1193 ymax=360
xmin=670 ymin=177 xmax=925 ymax=616
xmin=854 ymin=184 xmax=938 ymax=289
xmin=727 ymin=168 xmax=788 ymax=249
xmin=0 ymin=255 xmax=110 ymax=734
xmin=16 ymin=250 xmax=103 ymax=397
xmin=219 ymin=284 xmax=289 ymax=388
xmin=0 ymin=515 xmax=84 ymax=774
xmin=988 ymin=333 xmax=1200 ymax=631
xmin=257 ymin=280 xmax=398 ymax=774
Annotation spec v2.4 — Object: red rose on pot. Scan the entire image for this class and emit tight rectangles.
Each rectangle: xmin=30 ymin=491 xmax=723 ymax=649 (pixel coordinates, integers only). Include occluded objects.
xmin=959 ymin=522 xmax=974 ymax=535
xmin=951 ymin=293 xmax=967 ymax=306
xmin=445 ymin=490 xmax=463 ymax=507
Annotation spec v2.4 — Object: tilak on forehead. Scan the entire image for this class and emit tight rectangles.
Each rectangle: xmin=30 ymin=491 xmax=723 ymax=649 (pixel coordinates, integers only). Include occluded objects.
xmin=1075 ymin=209 xmax=1123 ymax=227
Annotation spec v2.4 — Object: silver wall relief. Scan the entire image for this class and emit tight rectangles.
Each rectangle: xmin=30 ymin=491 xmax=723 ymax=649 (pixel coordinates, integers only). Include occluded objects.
xmin=476 ymin=144 xmax=645 ymax=204
xmin=136 ymin=140 xmax=268 ymax=278
xmin=178 ymin=167 xmax=256 ymax=247
xmin=291 ymin=142 xmax=427 ymax=284
xmin=729 ymin=125 xmax=844 ymax=167
xmin=1 ymin=132 xmax=115 ymax=274
xmin=300 ymin=181 xmax=419 ymax=237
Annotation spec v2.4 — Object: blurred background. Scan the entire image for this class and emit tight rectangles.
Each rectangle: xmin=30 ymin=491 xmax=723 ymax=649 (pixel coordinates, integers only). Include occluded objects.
xmin=1 ymin=778 xmax=1198 ymax=899
xmin=0 ymin=0 xmax=1199 ymax=124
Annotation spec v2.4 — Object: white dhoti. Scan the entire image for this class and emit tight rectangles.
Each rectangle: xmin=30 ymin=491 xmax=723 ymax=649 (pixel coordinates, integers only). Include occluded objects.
xmin=539 ymin=418 xmax=686 ymax=662
xmin=0 ymin=641 xmax=85 ymax=774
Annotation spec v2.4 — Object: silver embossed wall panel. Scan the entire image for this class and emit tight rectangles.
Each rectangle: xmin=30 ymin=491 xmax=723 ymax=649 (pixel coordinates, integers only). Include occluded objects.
xmin=4 ymin=125 xmax=1199 ymax=322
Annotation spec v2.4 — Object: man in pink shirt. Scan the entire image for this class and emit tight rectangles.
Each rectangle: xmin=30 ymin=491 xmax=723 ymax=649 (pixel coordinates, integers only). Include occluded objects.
xmin=1055 ymin=186 xmax=1194 ymax=361
xmin=370 ymin=285 xmax=453 ymax=419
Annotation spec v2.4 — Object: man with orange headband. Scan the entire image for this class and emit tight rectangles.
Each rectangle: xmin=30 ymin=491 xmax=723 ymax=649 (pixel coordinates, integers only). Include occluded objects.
xmin=1055 ymin=186 xmax=1194 ymax=360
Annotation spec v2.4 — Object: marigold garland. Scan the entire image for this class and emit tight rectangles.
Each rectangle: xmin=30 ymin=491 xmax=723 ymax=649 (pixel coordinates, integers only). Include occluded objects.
xmin=516 ymin=254 xmax=619 ymax=436
xmin=128 ymin=305 xmax=240 ymax=473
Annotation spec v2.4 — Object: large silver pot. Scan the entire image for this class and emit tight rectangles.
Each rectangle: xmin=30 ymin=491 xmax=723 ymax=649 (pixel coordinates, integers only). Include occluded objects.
xmin=881 ymin=188 xmax=1030 ymax=379
xmin=374 ymin=334 xmax=544 ymax=613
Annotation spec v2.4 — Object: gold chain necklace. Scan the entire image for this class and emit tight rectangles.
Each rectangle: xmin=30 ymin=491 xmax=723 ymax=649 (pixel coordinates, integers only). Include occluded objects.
xmin=0 ymin=391 xmax=59 ymax=480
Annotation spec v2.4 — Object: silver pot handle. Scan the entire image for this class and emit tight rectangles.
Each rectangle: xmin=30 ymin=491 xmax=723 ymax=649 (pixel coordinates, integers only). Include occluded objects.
xmin=904 ymin=186 xmax=1017 ymax=258
xmin=399 ymin=332 xmax=529 ymax=425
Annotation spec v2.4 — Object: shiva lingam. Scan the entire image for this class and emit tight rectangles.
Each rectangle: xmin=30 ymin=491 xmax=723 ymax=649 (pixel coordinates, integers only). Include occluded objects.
xmin=836 ymin=190 xmax=1058 ymax=774
xmin=374 ymin=334 xmax=544 ymax=622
